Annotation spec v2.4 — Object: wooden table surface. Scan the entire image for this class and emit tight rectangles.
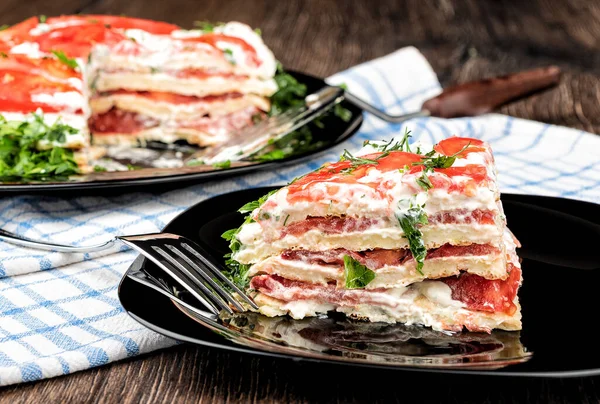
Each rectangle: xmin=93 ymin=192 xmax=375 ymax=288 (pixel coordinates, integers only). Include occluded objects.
xmin=1 ymin=0 xmax=600 ymax=402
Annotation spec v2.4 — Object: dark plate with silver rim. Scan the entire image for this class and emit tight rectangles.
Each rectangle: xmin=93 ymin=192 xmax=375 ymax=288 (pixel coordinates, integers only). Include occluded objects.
xmin=119 ymin=187 xmax=600 ymax=377
xmin=0 ymin=72 xmax=362 ymax=194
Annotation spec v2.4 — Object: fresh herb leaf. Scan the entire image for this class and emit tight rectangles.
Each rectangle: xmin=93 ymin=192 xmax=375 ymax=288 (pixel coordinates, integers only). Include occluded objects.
xmin=221 ymin=228 xmax=239 ymax=242
xmin=0 ymin=24 xmax=9 ymax=31
xmin=51 ymin=50 xmax=78 ymax=69
xmin=412 ymin=141 xmax=470 ymax=190
xmin=396 ymin=200 xmax=428 ymax=275
xmin=238 ymin=189 xmax=277 ymax=213
xmin=254 ymin=27 xmax=262 ymax=35
xmin=340 ymin=149 xmax=378 ymax=165
xmin=127 ymin=164 xmax=142 ymax=170
xmin=93 ymin=165 xmax=107 ymax=172
xmin=39 ymin=15 xmax=47 ymax=23
xmin=193 ymin=21 xmax=225 ymax=32
xmin=334 ymin=103 xmax=352 ymax=122
xmin=0 ymin=113 xmax=80 ymax=181
xmin=415 ymin=172 xmax=433 ymax=191
xmin=363 ymin=128 xmax=413 ymax=154
xmin=212 ymin=160 xmax=231 ymax=169
xmin=185 ymin=158 xmax=205 ymax=166
xmin=223 ymin=48 xmax=236 ymax=65
xmin=221 ymin=189 xmax=280 ymax=287
xmin=194 ymin=21 xmax=214 ymax=32
xmin=343 ymin=255 xmax=376 ymax=289
xmin=270 ymin=63 xmax=307 ymax=116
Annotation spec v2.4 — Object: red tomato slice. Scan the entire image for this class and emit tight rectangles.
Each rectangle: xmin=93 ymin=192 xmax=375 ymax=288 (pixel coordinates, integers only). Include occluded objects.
xmin=0 ymin=54 xmax=79 ymax=79
xmin=45 ymin=15 xmax=179 ymax=35
xmin=434 ymin=137 xmax=487 ymax=157
xmin=443 ymin=264 xmax=521 ymax=315
xmin=35 ymin=24 xmax=127 ymax=57
xmin=0 ymin=55 xmax=82 ymax=114
xmin=287 ymin=151 xmax=422 ymax=202
xmin=436 ymin=164 xmax=488 ymax=183
xmin=0 ymin=16 xmax=38 ymax=48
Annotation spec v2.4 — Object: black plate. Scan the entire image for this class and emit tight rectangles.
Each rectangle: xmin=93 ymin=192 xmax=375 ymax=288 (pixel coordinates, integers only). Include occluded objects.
xmin=0 ymin=72 xmax=362 ymax=194
xmin=118 ymin=187 xmax=600 ymax=377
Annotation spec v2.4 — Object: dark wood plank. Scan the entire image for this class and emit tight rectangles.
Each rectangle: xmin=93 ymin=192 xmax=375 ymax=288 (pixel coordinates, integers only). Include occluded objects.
xmin=1 ymin=344 xmax=599 ymax=404
xmin=2 ymin=0 xmax=600 ymax=402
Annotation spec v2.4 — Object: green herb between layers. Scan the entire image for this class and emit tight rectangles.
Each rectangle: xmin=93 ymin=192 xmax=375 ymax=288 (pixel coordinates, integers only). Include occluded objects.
xmin=221 ymin=189 xmax=278 ymax=288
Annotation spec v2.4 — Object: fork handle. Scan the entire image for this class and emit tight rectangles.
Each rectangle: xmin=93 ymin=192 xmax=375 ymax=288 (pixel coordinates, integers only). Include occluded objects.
xmin=0 ymin=228 xmax=117 ymax=253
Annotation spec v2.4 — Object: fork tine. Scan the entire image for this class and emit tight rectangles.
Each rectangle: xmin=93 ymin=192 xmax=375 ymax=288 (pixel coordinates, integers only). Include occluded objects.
xmin=179 ymin=241 xmax=258 ymax=310
xmin=166 ymin=245 xmax=245 ymax=312
xmin=119 ymin=237 xmax=230 ymax=315
xmin=153 ymin=246 xmax=235 ymax=314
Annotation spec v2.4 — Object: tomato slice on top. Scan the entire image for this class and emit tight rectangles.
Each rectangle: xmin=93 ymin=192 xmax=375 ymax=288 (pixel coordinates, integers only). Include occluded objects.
xmin=0 ymin=54 xmax=82 ymax=114
xmin=287 ymin=151 xmax=423 ymax=201
xmin=45 ymin=15 xmax=179 ymax=35
xmin=34 ymin=24 xmax=127 ymax=58
xmin=0 ymin=16 xmax=38 ymax=48
xmin=434 ymin=137 xmax=486 ymax=157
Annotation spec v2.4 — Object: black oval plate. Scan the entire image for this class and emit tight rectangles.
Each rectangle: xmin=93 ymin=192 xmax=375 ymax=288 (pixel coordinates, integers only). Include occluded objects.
xmin=0 ymin=72 xmax=362 ymax=194
xmin=118 ymin=187 xmax=600 ymax=377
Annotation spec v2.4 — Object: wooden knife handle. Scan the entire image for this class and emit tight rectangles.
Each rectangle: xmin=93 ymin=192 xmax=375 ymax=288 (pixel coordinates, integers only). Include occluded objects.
xmin=421 ymin=66 xmax=561 ymax=118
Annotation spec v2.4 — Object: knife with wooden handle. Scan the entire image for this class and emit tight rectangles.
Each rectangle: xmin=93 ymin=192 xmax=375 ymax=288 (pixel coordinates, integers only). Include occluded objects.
xmin=344 ymin=65 xmax=561 ymax=122
xmin=200 ymin=65 xmax=561 ymax=163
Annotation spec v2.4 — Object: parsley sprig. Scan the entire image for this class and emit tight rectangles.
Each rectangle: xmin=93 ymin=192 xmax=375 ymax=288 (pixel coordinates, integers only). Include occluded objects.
xmin=412 ymin=142 xmax=471 ymax=191
xmin=344 ymin=255 xmax=376 ymax=289
xmin=221 ymin=189 xmax=278 ymax=287
xmin=363 ymin=128 xmax=414 ymax=154
xmin=0 ymin=113 xmax=80 ymax=181
xmin=51 ymin=50 xmax=78 ymax=69
xmin=396 ymin=199 xmax=428 ymax=275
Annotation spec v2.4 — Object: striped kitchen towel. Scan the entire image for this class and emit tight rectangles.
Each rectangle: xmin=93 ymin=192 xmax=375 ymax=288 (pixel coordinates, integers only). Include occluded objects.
xmin=1 ymin=46 xmax=599 ymax=386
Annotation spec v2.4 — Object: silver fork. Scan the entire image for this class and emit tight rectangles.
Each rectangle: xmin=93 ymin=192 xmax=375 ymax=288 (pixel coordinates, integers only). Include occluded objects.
xmin=0 ymin=229 xmax=257 ymax=315
xmin=197 ymin=66 xmax=561 ymax=164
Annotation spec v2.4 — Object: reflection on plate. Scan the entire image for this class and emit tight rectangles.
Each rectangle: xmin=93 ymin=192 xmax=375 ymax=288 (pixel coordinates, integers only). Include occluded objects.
xmin=176 ymin=306 xmax=531 ymax=370
xmin=0 ymin=72 xmax=362 ymax=193
xmin=119 ymin=188 xmax=600 ymax=377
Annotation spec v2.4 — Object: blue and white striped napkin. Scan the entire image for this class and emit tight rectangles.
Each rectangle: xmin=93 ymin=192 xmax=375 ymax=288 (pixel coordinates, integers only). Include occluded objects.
xmin=1 ymin=47 xmax=599 ymax=386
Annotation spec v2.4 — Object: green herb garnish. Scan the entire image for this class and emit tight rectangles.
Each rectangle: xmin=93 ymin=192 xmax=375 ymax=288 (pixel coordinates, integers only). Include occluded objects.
xmin=221 ymin=189 xmax=279 ymax=287
xmin=212 ymin=160 xmax=231 ymax=169
xmin=51 ymin=50 xmax=78 ymax=69
xmin=193 ymin=21 xmax=226 ymax=33
xmin=396 ymin=199 xmax=428 ymax=275
xmin=413 ymin=142 xmax=470 ymax=191
xmin=363 ymin=128 xmax=413 ymax=154
xmin=39 ymin=15 xmax=47 ymax=23
xmin=344 ymin=255 xmax=376 ymax=289
xmin=93 ymin=165 xmax=107 ymax=172
xmin=223 ymin=48 xmax=236 ymax=65
xmin=0 ymin=24 xmax=9 ymax=31
xmin=238 ymin=189 xmax=277 ymax=213
xmin=185 ymin=159 xmax=205 ymax=167
xmin=334 ymin=104 xmax=352 ymax=122
xmin=254 ymin=28 xmax=262 ymax=35
xmin=0 ymin=113 xmax=80 ymax=181
xmin=270 ymin=63 xmax=307 ymax=116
